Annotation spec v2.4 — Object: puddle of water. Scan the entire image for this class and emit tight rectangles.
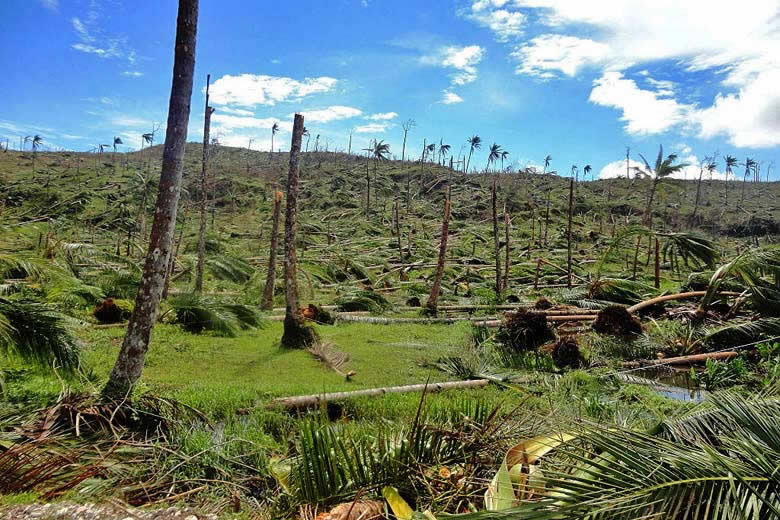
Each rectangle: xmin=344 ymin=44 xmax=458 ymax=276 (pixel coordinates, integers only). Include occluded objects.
xmin=620 ymin=368 xmax=707 ymax=402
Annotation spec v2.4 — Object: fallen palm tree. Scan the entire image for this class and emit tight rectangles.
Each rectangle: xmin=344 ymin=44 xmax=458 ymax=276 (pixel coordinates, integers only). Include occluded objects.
xmin=621 ymin=350 xmax=739 ymax=368
xmin=269 ymin=379 xmax=489 ymax=409
xmin=627 ymin=290 xmax=742 ymax=314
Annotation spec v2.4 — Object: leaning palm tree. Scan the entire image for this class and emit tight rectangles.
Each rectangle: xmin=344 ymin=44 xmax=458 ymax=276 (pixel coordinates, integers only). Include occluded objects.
xmin=723 ymin=154 xmax=737 ymax=206
xmin=570 ymin=164 xmax=578 ymax=182
xmin=465 ymin=135 xmax=481 ymax=173
xmin=371 ymin=140 xmax=391 ymax=208
xmin=500 ymin=150 xmax=509 ymax=171
xmin=583 ymin=164 xmax=591 ymax=181
xmin=634 ymin=145 xmax=688 ymax=226
xmin=486 ymin=143 xmax=502 ymax=172
xmin=103 ymin=0 xmax=199 ymax=399
xmin=270 ymin=122 xmax=279 ymax=153
xmin=112 ymin=136 xmax=123 ymax=167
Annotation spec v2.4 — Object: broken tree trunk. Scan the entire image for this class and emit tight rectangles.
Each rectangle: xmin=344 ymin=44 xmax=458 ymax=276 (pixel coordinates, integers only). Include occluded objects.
xmin=194 ymin=73 xmax=214 ymax=293
xmin=622 ymin=351 xmax=738 ymax=368
xmin=627 ymin=290 xmax=742 ymax=314
xmin=270 ymin=379 xmax=490 ymax=409
xmin=425 ymin=198 xmax=451 ymax=314
xmin=492 ymin=177 xmax=501 ymax=298
xmin=261 ymin=190 xmax=283 ymax=310
xmin=281 ymin=114 xmax=317 ymax=348
xmin=503 ymin=209 xmax=510 ymax=291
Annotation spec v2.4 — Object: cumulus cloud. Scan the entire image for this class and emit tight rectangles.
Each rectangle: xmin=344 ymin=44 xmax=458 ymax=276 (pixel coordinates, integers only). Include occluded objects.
xmin=461 ymin=0 xmax=526 ymax=41
xmin=588 ymin=72 xmax=695 ymax=135
xmin=511 ymin=35 xmax=611 ymax=78
xmin=71 ymin=14 xmax=130 ymax=60
xmin=461 ymin=0 xmax=780 ymax=148
xmin=421 ymin=44 xmax=484 ymax=103
xmin=366 ymin=112 xmax=398 ymax=121
xmin=217 ymin=107 xmax=255 ymax=117
xmin=211 ymin=114 xmax=292 ymax=133
xmin=295 ymin=106 xmax=362 ymax=123
xmin=209 ymin=74 xmax=338 ymax=107
xmin=598 ymin=155 xmax=733 ymax=181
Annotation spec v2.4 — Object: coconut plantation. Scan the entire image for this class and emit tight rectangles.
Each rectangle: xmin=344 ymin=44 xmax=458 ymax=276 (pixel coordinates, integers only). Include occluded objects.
xmin=2 ymin=1 xmax=780 ymax=519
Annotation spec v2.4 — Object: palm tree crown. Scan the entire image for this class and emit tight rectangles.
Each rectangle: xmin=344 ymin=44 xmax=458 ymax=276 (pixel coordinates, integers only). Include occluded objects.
xmin=486 ymin=143 xmax=502 ymax=171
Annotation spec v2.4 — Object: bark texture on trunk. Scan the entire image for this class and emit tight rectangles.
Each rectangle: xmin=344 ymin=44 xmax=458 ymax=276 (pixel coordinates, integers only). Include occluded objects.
xmin=281 ymin=114 xmax=317 ymax=348
xmin=194 ymin=73 xmax=214 ymax=293
xmin=425 ymin=198 xmax=451 ymax=314
xmin=261 ymin=190 xmax=282 ymax=310
xmin=103 ymin=0 xmax=198 ymax=399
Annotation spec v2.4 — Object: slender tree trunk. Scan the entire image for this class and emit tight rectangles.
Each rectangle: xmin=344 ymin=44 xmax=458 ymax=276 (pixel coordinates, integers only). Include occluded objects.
xmin=492 ymin=177 xmax=501 ymax=298
xmin=692 ymin=166 xmax=704 ymax=221
xmin=654 ymin=237 xmax=660 ymax=289
xmin=162 ymin=210 xmax=187 ymax=301
xmin=567 ymin=177 xmax=574 ymax=289
xmin=103 ymin=0 xmax=198 ymax=399
xmin=425 ymin=198 xmax=451 ymax=315
xmin=503 ymin=209 xmax=510 ymax=291
xmin=261 ymin=191 xmax=282 ymax=310
xmin=281 ymin=114 xmax=317 ymax=348
xmin=194 ymin=73 xmax=214 ymax=293
xmin=401 ymin=130 xmax=407 ymax=162
xmin=543 ymin=186 xmax=551 ymax=245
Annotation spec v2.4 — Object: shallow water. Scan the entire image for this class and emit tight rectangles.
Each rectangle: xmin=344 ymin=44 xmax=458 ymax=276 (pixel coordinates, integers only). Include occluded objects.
xmin=622 ymin=367 xmax=707 ymax=402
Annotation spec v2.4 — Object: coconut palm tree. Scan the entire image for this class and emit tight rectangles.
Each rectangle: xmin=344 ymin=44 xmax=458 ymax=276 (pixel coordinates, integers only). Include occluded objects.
xmin=500 ymin=150 xmax=509 ymax=172
xmin=465 ymin=135 xmax=481 ymax=173
xmin=103 ymin=0 xmax=199 ymax=399
xmin=542 ymin=154 xmax=552 ymax=174
xmin=634 ymin=145 xmax=688 ymax=226
xmin=571 ymin=164 xmax=578 ymax=182
xmin=426 ymin=142 xmax=435 ymax=163
xmin=303 ymin=127 xmax=310 ymax=152
xmin=740 ymin=157 xmax=757 ymax=204
xmin=723 ymin=154 xmax=737 ymax=206
xmin=270 ymin=122 xmax=279 ymax=153
xmin=486 ymin=143 xmax=502 ymax=172
xmin=583 ymin=164 xmax=591 ymax=181
xmin=30 ymin=135 xmax=43 ymax=178
xmin=438 ymin=140 xmax=451 ymax=165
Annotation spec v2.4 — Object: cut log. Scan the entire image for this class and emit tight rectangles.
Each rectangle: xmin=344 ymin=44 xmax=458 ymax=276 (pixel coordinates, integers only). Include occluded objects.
xmin=621 ymin=351 xmax=738 ymax=368
xmin=270 ymin=379 xmax=490 ymax=408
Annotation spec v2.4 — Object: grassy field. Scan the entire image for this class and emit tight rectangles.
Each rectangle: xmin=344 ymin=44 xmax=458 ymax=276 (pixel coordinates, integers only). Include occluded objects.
xmin=1 ymin=145 xmax=779 ymax=517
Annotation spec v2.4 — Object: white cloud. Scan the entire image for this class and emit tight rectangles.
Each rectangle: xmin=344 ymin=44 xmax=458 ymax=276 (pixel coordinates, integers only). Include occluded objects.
xmin=511 ymin=35 xmax=610 ymax=78
xmin=209 ymin=74 xmax=338 ymax=107
xmin=71 ymin=14 xmax=130 ymax=60
xmin=110 ymin=116 xmax=150 ymax=128
xmin=354 ymin=123 xmax=389 ymax=134
xmin=473 ymin=0 xmax=780 ymax=148
xmin=421 ymin=45 xmax=484 ymax=102
xmin=294 ymin=106 xmax=362 ymax=123
xmin=589 ymin=72 xmax=695 ymax=136
xmin=211 ymin=114 xmax=292 ymax=133
xmin=122 ymin=71 xmax=144 ymax=77
xmin=462 ymin=1 xmax=526 ymax=41
xmin=39 ymin=0 xmax=58 ymax=9
xmin=598 ymin=155 xmax=733 ymax=181
xmin=217 ymin=106 xmax=255 ymax=117
xmin=366 ymin=112 xmax=398 ymax=121
xmin=100 ymin=97 xmax=114 ymax=105
xmin=441 ymin=90 xmax=464 ymax=104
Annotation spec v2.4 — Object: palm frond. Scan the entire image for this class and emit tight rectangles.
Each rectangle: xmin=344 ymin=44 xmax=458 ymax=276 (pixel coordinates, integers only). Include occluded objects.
xmin=205 ymin=255 xmax=254 ymax=284
xmin=168 ymin=293 xmax=262 ymax=337
xmin=0 ymin=298 xmax=80 ymax=373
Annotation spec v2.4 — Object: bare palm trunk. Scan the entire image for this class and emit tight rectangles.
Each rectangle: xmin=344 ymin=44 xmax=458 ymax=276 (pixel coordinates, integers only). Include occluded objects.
xmin=194 ymin=73 xmax=214 ymax=293
xmin=503 ymin=209 xmax=510 ymax=291
xmin=425 ymin=198 xmax=451 ymax=315
xmin=692 ymin=166 xmax=704 ymax=221
xmin=543 ymin=186 xmax=551 ymax=245
xmin=567 ymin=177 xmax=574 ymax=289
xmin=281 ymin=114 xmax=317 ymax=348
xmin=261 ymin=191 xmax=282 ymax=310
xmin=492 ymin=177 xmax=501 ymax=298
xmin=103 ymin=0 xmax=198 ymax=399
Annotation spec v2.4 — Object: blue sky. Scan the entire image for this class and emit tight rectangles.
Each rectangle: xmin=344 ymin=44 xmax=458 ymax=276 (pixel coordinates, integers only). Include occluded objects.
xmin=2 ymin=0 xmax=778 ymax=180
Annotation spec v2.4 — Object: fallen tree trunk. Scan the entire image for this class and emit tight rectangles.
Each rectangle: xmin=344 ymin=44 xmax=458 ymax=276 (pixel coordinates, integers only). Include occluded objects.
xmin=621 ymin=351 xmax=738 ymax=368
xmin=270 ymin=379 xmax=490 ymax=408
xmin=627 ymin=291 xmax=742 ymax=313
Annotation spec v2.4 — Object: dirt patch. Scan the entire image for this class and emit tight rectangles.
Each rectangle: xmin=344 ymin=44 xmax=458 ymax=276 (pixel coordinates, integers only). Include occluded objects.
xmin=0 ymin=503 xmax=215 ymax=520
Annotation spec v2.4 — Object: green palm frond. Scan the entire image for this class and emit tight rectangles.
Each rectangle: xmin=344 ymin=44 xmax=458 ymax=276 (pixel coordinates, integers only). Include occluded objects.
xmin=0 ymin=253 xmax=49 ymax=281
xmin=168 ymin=293 xmax=263 ymax=337
xmin=658 ymin=232 xmax=717 ymax=269
xmin=701 ymin=247 xmax=780 ymax=311
xmin=46 ymin=276 xmax=105 ymax=309
xmin=703 ymin=318 xmax=780 ymax=348
xmin=0 ymin=298 xmax=80 ymax=373
xmin=205 ymin=255 xmax=254 ymax=284
xmin=588 ymin=277 xmax=659 ymax=305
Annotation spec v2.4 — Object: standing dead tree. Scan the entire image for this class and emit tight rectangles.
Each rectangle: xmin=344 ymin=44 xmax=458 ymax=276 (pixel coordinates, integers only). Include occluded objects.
xmin=492 ymin=177 xmax=501 ymax=298
xmin=281 ymin=114 xmax=318 ymax=348
xmin=425 ymin=198 xmax=451 ymax=315
xmin=194 ymin=73 xmax=215 ymax=293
